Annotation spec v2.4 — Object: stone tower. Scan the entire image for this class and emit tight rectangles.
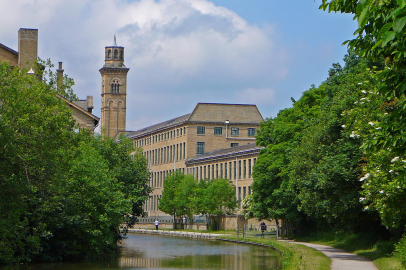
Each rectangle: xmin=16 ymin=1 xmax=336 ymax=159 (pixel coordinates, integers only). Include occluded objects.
xmin=99 ymin=37 xmax=129 ymax=138
xmin=18 ymin=28 xmax=38 ymax=70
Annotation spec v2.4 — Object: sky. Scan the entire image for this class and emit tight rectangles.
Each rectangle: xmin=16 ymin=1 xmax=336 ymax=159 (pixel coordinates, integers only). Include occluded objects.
xmin=0 ymin=0 xmax=357 ymax=131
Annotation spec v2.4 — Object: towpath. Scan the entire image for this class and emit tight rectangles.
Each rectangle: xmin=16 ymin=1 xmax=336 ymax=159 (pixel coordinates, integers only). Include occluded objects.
xmin=278 ymin=240 xmax=378 ymax=270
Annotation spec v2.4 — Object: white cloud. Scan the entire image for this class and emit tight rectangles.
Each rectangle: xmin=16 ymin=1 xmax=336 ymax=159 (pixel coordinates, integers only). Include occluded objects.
xmin=0 ymin=0 xmax=289 ymax=130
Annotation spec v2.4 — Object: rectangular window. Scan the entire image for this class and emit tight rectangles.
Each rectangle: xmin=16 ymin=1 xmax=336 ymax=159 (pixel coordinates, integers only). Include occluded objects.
xmin=183 ymin=142 xmax=186 ymax=159
xmin=243 ymin=186 xmax=246 ymax=199
xmin=200 ymin=166 xmax=202 ymax=180
xmin=254 ymin=158 xmax=257 ymax=166
xmin=238 ymin=187 xmax=241 ymax=208
xmin=216 ymin=164 xmax=218 ymax=178
xmin=214 ymin=127 xmax=223 ymax=135
xmin=243 ymin=160 xmax=246 ymax=179
xmin=207 ymin=165 xmax=210 ymax=180
xmin=248 ymin=186 xmax=251 ymax=195
xmin=197 ymin=142 xmax=205 ymax=155
xmin=204 ymin=166 xmax=206 ymax=179
xmin=229 ymin=162 xmax=232 ymax=180
xmin=220 ymin=163 xmax=223 ymax=178
xmin=231 ymin=143 xmax=239 ymax=147
xmin=248 ymin=128 xmax=255 ymax=136
xmin=238 ymin=160 xmax=241 ymax=179
xmin=234 ymin=161 xmax=237 ymax=180
xmin=197 ymin=126 xmax=205 ymax=135
xmin=196 ymin=167 xmax=199 ymax=180
xmin=225 ymin=163 xmax=227 ymax=179
xmin=231 ymin=127 xmax=239 ymax=136
xmin=248 ymin=159 xmax=252 ymax=178
xmin=212 ymin=165 xmax=215 ymax=179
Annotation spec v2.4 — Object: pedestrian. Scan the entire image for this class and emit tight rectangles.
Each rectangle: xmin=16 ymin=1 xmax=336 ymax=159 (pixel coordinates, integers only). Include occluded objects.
xmin=183 ymin=217 xmax=186 ymax=229
xmin=155 ymin=220 xmax=159 ymax=231
xmin=260 ymin=221 xmax=267 ymax=237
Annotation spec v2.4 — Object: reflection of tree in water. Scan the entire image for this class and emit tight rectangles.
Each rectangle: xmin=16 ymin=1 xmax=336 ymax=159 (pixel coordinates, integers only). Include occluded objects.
xmin=117 ymin=247 xmax=281 ymax=269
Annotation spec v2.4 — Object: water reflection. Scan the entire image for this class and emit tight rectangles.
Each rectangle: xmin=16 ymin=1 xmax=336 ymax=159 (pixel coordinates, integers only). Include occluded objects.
xmin=1 ymin=233 xmax=281 ymax=270
xmin=118 ymin=233 xmax=281 ymax=270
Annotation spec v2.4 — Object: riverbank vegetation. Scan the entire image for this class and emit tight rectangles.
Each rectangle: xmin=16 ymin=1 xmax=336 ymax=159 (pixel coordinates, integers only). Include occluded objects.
xmin=218 ymin=235 xmax=330 ymax=270
xmin=247 ymin=1 xmax=406 ymax=269
xmin=0 ymin=61 xmax=151 ymax=264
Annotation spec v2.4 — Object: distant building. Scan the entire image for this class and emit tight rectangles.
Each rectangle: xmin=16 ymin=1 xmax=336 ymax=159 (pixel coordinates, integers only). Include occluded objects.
xmin=126 ymin=103 xmax=264 ymax=221
xmin=0 ymin=28 xmax=99 ymax=131
xmin=99 ymin=38 xmax=129 ymax=138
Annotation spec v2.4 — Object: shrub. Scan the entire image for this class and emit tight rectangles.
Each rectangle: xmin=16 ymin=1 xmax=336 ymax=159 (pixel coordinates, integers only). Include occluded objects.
xmin=394 ymin=234 xmax=406 ymax=266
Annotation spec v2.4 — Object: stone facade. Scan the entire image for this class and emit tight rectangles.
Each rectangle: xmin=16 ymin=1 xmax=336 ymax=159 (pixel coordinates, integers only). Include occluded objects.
xmin=18 ymin=28 xmax=38 ymax=70
xmin=0 ymin=43 xmax=18 ymax=66
xmin=0 ymin=28 xmax=99 ymax=131
xmin=99 ymin=44 xmax=129 ymax=138
xmin=126 ymin=103 xmax=264 ymax=223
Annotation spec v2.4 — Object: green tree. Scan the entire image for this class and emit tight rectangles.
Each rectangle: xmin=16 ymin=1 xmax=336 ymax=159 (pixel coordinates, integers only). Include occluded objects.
xmin=0 ymin=61 xmax=151 ymax=264
xmin=90 ymin=134 xmax=151 ymax=226
xmin=159 ymin=171 xmax=185 ymax=228
xmin=0 ymin=61 xmax=77 ymax=263
xmin=252 ymin=85 xmax=326 ymax=233
xmin=204 ymin=179 xmax=237 ymax=229
xmin=321 ymin=0 xmax=406 ymax=233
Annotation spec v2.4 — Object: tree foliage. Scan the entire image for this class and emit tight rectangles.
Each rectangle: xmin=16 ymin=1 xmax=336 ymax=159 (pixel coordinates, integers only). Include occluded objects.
xmin=0 ymin=61 xmax=150 ymax=264
xmin=159 ymin=172 xmax=236 ymax=228
xmin=320 ymin=0 xmax=406 ymax=233
xmin=252 ymin=52 xmax=388 ymax=234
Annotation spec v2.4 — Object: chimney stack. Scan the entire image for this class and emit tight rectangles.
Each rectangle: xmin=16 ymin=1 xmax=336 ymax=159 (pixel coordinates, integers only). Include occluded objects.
xmin=56 ymin=62 xmax=64 ymax=90
xmin=18 ymin=28 xmax=38 ymax=70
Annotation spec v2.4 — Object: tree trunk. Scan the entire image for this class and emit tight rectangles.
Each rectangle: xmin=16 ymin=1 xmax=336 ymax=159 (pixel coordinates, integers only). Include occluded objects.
xmin=275 ymin=219 xmax=280 ymax=239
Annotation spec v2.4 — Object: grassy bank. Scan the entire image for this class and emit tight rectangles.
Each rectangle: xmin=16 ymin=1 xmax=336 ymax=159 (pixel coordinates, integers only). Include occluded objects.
xmin=295 ymin=232 xmax=405 ymax=270
xmin=219 ymin=235 xmax=331 ymax=270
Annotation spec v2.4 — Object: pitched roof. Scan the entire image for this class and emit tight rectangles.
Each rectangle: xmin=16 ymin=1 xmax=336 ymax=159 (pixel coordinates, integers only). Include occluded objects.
xmin=56 ymin=94 xmax=100 ymax=127
xmin=126 ymin=113 xmax=191 ymax=138
xmin=185 ymin=143 xmax=263 ymax=165
xmin=126 ymin=103 xmax=263 ymax=139
xmin=0 ymin=43 xmax=18 ymax=55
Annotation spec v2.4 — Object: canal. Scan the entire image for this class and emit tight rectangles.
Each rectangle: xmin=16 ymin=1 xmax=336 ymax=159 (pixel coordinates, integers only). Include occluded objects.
xmin=3 ymin=233 xmax=282 ymax=270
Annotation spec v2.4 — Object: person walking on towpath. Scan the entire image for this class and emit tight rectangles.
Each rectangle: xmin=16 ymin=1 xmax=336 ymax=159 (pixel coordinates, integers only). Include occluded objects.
xmin=155 ymin=220 xmax=159 ymax=230
xmin=260 ymin=221 xmax=267 ymax=237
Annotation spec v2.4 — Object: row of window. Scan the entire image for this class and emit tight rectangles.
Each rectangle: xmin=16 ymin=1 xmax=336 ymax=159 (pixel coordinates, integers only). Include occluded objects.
xmin=237 ymin=186 xmax=251 ymax=208
xmin=144 ymin=194 xmax=161 ymax=212
xmin=196 ymin=142 xmax=241 ymax=155
xmin=142 ymin=142 xmax=186 ymax=165
xmin=150 ymin=168 xmax=185 ymax=188
xmin=186 ymin=158 xmax=257 ymax=181
xmin=135 ymin=127 xmax=186 ymax=148
xmin=197 ymin=126 xmax=256 ymax=137
xmin=107 ymin=49 xmax=124 ymax=60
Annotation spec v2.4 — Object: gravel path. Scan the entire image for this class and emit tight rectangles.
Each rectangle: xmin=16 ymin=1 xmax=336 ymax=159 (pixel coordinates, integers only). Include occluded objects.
xmin=278 ymin=240 xmax=378 ymax=270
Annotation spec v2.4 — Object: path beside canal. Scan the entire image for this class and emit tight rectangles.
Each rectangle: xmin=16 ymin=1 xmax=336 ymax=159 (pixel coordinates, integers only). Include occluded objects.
xmin=278 ymin=240 xmax=378 ymax=270
xmin=127 ymin=228 xmax=224 ymax=239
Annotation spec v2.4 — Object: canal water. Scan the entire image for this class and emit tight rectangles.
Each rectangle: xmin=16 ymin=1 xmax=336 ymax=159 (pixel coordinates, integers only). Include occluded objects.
xmin=3 ymin=233 xmax=281 ymax=270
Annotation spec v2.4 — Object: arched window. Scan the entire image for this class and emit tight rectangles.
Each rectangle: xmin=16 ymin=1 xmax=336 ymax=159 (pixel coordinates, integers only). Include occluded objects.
xmin=108 ymin=49 xmax=112 ymax=59
xmin=114 ymin=49 xmax=118 ymax=59
xmin=110 ymin=78 xmax=121 ymax=93
xmin=120 ymin=50 xmax=124 ymax=60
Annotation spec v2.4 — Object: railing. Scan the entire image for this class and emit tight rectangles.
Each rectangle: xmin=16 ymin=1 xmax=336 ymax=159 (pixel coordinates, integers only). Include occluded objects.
xmin=237 ymin=224 xmax=278 ymax=239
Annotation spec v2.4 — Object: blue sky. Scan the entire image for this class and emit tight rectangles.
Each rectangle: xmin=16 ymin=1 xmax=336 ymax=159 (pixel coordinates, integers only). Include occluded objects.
xmin=0 ymin=0 xmax=357 ymax=130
